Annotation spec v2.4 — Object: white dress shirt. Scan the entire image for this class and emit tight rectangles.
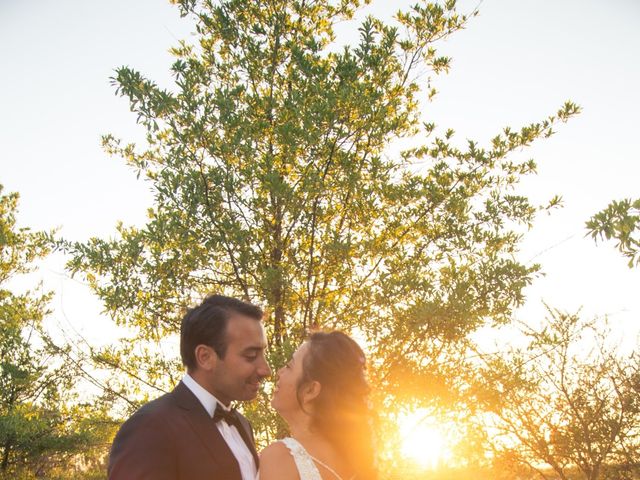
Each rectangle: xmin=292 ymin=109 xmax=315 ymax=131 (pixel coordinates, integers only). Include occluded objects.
xmin=182 ymin=374 xmax=257 ymax=480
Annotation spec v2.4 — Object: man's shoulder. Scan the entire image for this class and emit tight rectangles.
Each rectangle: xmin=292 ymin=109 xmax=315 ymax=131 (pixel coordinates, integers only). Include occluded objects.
xmin=139 ymin=390 xmax=176 ymax=413
xmin=119 ymin=389 xmax=179 ymax=430
xmin=108 ymin=389 xmax=184 ymax=478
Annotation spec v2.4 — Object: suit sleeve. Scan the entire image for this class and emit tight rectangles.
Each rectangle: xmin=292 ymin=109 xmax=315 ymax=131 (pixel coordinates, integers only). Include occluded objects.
xmin=108 ymin=413 xmax=177 ymax=480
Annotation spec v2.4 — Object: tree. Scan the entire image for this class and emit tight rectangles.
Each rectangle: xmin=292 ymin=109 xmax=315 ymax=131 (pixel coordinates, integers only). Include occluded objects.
xmin=0 ymin=186 xmax=115 ymax=479
xmin=471 ymin=308 xmax=640 ymax=480
xmin=587 ymin=198 xmax=640 ymax=268
xmin=64 ymin=0 xmax=578 ymax=443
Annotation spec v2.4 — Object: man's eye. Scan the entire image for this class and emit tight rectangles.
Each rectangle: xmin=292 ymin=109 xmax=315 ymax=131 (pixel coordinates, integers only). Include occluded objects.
xmin=245 ymin=354 xmax=258 ymax=361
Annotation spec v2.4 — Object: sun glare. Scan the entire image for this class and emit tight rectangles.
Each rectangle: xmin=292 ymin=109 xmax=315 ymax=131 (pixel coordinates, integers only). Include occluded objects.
xmin=398 ymin=411 xmax=449 ymax=470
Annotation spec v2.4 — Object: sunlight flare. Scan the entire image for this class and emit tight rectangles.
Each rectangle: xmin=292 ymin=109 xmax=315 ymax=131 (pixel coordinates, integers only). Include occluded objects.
xmin=398 ymin=411 xmax=449 ymax=470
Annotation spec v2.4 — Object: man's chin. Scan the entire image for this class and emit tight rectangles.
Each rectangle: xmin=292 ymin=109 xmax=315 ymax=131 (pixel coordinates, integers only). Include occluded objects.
xmin=242 ymin=382 xmax=261 ymax=399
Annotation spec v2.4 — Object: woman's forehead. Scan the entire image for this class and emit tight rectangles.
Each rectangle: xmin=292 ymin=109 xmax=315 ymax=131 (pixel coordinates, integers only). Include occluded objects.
xmin=293 ymin=342 xmax=310 ymax=360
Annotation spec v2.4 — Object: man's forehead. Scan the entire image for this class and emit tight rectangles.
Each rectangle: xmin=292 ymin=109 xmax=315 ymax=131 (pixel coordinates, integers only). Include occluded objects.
xmin=225 ymin=314 xmax=267 ymax=346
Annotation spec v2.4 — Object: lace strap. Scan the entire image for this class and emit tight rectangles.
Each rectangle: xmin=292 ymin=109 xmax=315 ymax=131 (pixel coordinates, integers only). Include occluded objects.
xmin=280 ymin=438 xmax=354 ymax=480
xmin=280 ymin=438 xmax=322 ymax=480
xmin=307 ymin=453 xmax=356 ymax=480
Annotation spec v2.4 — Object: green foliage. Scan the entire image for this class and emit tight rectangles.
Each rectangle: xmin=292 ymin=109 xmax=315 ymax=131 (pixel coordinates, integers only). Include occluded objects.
xmin=587 ymin=197 xmax=640 ymax=268
xmin=63 ymin=0 xmax=578 ymax=440
xmin=471 ymin=308 xmax=640 ymax=480
xmin=0 ymin=186 xmax=116 ymax=478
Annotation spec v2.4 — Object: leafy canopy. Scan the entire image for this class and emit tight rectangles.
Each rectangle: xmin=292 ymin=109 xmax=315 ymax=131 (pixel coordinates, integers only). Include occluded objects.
xmin=64 ymin=0 xmax=579 ymax=439
xmin=587 ymin=197 xmax=640 ymax=268
xmin=470 ymin=308 xmax=640 ymax=480
xmin=0 ymin=186 xmax=115 ymax=478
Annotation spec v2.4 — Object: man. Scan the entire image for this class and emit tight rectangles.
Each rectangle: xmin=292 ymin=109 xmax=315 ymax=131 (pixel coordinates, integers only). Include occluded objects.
xmin=108 ymin=294 xmax=271 ymax=480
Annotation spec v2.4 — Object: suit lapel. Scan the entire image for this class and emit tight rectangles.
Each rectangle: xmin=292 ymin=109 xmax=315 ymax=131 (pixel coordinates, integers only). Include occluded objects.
xmin=172 ymin=382 xmax=242 ymax=479
xmin=234 ymin=414 xmax=259 ymax=468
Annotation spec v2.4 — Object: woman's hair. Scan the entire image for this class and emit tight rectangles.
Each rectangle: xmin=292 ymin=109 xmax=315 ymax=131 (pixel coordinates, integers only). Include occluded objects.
xmin=296 ymin=331 xmax=377 ymax=480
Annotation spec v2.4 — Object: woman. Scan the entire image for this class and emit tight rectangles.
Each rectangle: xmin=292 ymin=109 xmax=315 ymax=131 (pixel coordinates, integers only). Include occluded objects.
xmin=258 ymin=331 xmax=377 ymax=480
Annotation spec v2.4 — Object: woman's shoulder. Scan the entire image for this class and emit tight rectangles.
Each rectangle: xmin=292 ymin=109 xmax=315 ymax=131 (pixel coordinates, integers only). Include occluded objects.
xmin=261 ymin=440 xmax=291 ymax=458
xmin=259 ymin=439 xmax=300 ymax=480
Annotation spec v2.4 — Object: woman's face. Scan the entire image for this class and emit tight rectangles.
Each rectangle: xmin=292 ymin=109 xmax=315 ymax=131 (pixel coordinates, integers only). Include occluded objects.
xmin=271 ymin=342 xmax=310 ymax=415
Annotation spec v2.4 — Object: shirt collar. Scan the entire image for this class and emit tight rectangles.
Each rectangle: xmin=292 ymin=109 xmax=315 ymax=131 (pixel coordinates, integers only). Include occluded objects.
xmin=181 ymin=373 xmax=230 ymax=417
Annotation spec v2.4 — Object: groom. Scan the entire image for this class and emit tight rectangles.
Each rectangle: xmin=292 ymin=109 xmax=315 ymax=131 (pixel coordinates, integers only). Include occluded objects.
xmin=108 ymin=294 xmax=272 ymax=480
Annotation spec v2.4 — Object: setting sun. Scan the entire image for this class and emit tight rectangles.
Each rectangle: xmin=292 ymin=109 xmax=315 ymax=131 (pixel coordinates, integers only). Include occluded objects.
xmin=398 ymin=411 xmax=451 ymax=470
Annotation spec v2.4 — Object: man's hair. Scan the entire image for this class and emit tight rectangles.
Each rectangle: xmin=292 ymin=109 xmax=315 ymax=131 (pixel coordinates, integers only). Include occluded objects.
xmin=180 ymin=294 xmax=263 ymax=371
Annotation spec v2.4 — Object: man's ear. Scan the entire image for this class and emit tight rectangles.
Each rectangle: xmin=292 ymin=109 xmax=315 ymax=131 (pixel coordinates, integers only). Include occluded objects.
xmin=194 ymin=344 xmax=218 ymax=371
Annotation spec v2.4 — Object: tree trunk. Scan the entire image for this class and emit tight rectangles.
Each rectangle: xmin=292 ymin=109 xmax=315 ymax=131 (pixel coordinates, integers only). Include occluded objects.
xmin=1 ymin=437 xmax=12 ymax=471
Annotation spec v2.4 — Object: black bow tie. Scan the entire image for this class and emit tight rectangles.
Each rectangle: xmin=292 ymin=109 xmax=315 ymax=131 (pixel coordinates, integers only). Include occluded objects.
xmin=212 ymin=404 xmax=239 ymax=427
xmin=212 ymin=403 xmax=259 ymax=467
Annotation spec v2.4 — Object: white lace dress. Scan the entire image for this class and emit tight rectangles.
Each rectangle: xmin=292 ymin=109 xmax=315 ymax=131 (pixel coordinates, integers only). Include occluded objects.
xmin=257 ymin=437 xmax=353 ymax=480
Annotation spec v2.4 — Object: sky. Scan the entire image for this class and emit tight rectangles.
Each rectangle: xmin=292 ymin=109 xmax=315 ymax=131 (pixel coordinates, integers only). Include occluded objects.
xmin=1 ymin=0 xmax=639 ymax=349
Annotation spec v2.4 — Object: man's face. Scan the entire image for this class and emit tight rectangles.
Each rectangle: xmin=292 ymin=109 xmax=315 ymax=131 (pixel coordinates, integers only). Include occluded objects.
xmin=208 ymin=314 xmax=271 ymax=405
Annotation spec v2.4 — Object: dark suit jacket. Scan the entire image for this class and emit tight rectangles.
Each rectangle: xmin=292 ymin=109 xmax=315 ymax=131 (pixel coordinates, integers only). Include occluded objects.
xmin=108 ymin=381 xmax=258 ymax=480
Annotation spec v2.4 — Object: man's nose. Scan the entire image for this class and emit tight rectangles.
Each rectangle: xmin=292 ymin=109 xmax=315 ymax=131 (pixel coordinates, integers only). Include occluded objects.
xmin=258 ymin=357 xmax=272 ymax=377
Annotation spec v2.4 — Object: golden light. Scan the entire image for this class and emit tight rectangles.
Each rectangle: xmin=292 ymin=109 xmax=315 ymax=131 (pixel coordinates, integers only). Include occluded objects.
xmin=398 ymin=411 xmax=450 ymax=470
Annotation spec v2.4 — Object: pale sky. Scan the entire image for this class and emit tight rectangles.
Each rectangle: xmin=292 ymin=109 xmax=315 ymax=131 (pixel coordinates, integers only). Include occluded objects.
xmin=2 ymin=0 xmax=639 ymax=348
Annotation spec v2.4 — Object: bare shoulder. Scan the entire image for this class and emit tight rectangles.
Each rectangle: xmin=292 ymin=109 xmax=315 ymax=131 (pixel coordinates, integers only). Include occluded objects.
xmin=259 ymin=441 xmax=299 ymax=480
xmin=260 ymin=441 xmax=294 ymax=465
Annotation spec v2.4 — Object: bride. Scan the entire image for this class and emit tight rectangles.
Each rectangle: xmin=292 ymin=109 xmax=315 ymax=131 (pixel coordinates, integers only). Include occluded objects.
xmin=258 ymin=331 xmax=377 ymax=480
